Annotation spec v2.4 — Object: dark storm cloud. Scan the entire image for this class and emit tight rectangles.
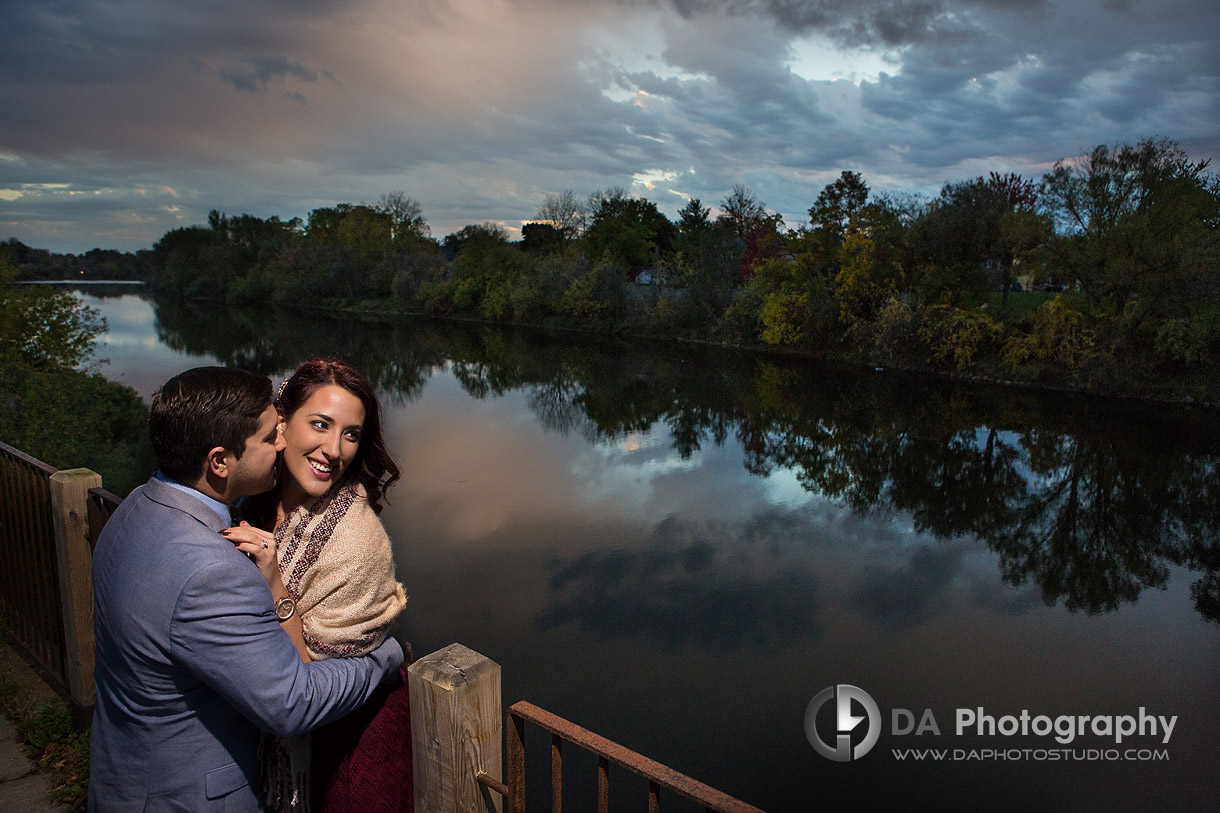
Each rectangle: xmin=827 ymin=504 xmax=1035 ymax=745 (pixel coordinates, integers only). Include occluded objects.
xmin=644 ymin=0 xmax=1024 ymax=47
xmin=1 ymin=0 xmax=1216 ymax=251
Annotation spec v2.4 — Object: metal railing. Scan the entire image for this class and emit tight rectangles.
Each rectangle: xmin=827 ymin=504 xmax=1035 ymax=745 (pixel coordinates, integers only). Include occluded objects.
xmin=0 ymin=441 xmax=67 ymax=692
xmin=492 ymin=700 xmax=765 ymax=813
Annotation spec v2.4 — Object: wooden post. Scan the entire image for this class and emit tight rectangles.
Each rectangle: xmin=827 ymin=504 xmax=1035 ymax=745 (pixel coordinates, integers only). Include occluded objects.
xmin=49 ymin=468 xmax=101 ymax=716
xmin=409 ymin=643 xmax=504 ymax=813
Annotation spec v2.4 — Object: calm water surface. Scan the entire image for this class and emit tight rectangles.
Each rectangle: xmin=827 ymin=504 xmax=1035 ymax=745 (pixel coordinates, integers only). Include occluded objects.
xmin=83 ymin=290 xmax=1219 ymax=812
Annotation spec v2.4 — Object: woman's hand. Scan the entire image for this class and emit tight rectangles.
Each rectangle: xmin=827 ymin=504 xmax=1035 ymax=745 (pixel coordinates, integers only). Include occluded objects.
xmin=221 ymin=521 xmax=279 ymax=587
xmin=220 ymin=521 xmax=309 ymax=662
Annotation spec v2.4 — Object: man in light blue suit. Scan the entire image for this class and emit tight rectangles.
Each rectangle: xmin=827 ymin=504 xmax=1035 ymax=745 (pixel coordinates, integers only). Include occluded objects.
xmin=90 ymin=367 xmax=404 ymax=811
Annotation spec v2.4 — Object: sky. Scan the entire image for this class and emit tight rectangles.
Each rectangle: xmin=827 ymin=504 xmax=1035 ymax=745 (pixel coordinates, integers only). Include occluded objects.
xmin=2 ymin=0 xmax=1218 ymax=254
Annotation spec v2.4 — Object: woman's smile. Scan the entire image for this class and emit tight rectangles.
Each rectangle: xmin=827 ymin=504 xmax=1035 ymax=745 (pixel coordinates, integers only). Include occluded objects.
xmin=279 ymin=384 xmax=366 ymax=506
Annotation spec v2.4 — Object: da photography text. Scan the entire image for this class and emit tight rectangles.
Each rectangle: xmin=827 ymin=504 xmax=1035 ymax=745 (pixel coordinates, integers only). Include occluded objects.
xmin=805 ymin=684 xmax=1178 ymax=763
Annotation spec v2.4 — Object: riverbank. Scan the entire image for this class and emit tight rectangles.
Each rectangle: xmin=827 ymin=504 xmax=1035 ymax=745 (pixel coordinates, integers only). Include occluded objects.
xmin=324 ymin=296 xmax=1220 ymax=412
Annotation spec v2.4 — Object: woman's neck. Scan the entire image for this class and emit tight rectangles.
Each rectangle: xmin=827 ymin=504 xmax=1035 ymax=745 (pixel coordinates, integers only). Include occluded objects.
xmin=276 ymin=478 xmax=310 ymax=528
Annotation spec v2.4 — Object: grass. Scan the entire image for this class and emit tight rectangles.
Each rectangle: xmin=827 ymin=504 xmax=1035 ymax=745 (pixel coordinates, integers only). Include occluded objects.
xmin=982 ymin=290 xmax=1057 ymax=322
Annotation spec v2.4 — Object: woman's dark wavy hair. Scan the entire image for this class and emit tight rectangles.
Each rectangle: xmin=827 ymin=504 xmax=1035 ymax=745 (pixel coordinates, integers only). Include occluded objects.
xmin=277 ymin=357 xmax=400 ymax=513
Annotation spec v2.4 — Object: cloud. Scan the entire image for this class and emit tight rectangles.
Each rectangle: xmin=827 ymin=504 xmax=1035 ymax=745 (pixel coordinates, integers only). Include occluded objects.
xmin=535 ymin=513 xmax=826 ymax=652
xmin=216 ymin=54 xmax=321 ymax=94
xmin=0 ymin=0 xmax=1216 ymax=251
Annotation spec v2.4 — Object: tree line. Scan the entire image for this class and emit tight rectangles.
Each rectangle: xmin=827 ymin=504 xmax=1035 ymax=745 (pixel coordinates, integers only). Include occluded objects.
xmin=5 ymin=137 xmax=1218 ymax=401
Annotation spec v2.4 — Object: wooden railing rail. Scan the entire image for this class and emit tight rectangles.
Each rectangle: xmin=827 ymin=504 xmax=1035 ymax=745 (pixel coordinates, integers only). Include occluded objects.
xmin=408 ymin=644 xmax=764 ymax=813
xmin=87 ymin=486 xmax=122 ymax=550
xmin=505 ymin=701 xmax=764 ymax=813
xmin=0 ymin=442 xmax=100 ymax=716
xmin=0 ymin=441 xmax=68 ymax=693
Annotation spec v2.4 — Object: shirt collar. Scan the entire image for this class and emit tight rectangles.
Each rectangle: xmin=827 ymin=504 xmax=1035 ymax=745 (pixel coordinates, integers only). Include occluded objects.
xmin=154 ymin=471 xmax=232 ymax=527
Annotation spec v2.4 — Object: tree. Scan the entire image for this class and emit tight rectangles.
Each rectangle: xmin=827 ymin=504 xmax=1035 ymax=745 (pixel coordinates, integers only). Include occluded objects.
xmin=0 ymin=262 xmax=105 ymax=371
xmin=716 ymin=185 xmax=767 ymax=241
xmin=376 ymin=192 xmax=430 ymax=244
xmin=149 ymin=224 xmax=225 ymax=297
xmin=582 ymin=189 xmax=674 ymax=272
xmin=443 ymin=223 xmax=510 ymax=257
xmin=795 ymin=171 xmax=876 ymax=290
xmin=536 ymin=190 xmax=589 ymax=249
xmin=521 ymin=222 xmax=565 ymax=256
xmin=1041 ymin=138 xmax=1220 ymax=325
xmin=912 ymin=172 xmax=1045 ymax=309
xmin=0 ymin=260 xmax=152 ymax=494
xmin=716 ymin=186 xmax=786 ymax=281
xmin=677 ymin=198 xmax=712 ymax=237
xmin=673 ymin=198 xmax=728 ymax=288
xmin=808 ymin=171 xmax=869 ymax=235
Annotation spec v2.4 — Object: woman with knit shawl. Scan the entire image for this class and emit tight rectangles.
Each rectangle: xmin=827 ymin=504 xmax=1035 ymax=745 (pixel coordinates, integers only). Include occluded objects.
xmin=224 ymin=358 xmax=411 ymax=812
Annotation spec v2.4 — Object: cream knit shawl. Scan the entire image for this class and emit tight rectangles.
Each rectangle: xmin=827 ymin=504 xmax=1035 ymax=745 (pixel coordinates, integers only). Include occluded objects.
xmin=276 ymin=482 xmax=407 ymax=660
xmin=261 ymin=482 xmax=407 ymax=812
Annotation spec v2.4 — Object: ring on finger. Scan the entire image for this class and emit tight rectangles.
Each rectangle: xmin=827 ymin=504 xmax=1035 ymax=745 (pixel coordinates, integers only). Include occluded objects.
xmin=262 ymin=541 xmax=269 ymax=549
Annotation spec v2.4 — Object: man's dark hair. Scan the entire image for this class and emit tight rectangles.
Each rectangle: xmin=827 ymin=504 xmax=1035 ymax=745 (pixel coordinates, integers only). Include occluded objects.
xmin=150 ymin=367 xmax=272 ymax=484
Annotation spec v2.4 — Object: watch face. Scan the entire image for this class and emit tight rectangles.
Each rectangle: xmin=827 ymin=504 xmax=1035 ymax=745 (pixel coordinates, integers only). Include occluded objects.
xmin=275 ymin=597 xmax=295 ymax=620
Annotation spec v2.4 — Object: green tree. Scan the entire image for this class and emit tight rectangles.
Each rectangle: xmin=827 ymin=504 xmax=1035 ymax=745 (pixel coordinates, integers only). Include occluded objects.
xmin=911 ymin=173 xmax=1046 ymax=310
xmin=521 ymin=222 xmax=566 ymax=256
xmin=669 ymin=198 xmax=736 ymax=312
xmin=1041 ymin=138 xmax=1220 ymax=325
xmin=808 ymin=170 xmax=870 ymax=236
xmin=444 ymin=223 xmax=510 ymax=257
xmin=0 ymin=262 xmax=152 ymax=494
xmin=0 ymin=264 xmax=105 ymax=370
xmin=582 ymin=189 xmax=674 ymax=272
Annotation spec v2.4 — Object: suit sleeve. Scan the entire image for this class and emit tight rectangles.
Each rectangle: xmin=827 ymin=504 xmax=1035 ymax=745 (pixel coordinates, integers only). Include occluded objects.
xmin=169 ymin=556 xmax=404 ymax=739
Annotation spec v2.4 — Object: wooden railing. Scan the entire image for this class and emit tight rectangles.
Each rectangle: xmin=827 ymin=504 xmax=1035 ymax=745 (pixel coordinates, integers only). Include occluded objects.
xmin=0 ymin=444 xmax=765 ymax=811
xmin=0 ymin=443 xmax=100 ymax=715
xmin=0 ymin=442 xmax=65 ymax=688
xmin=408 ymin=643 xmax=765 ymax=813
xmin=87 ymin=486 xmax=122 ymax=550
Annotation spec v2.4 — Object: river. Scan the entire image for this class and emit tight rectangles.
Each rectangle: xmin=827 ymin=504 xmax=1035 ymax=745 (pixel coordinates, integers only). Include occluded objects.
xmin=81 ymin=288 xmax=1219 ymax=812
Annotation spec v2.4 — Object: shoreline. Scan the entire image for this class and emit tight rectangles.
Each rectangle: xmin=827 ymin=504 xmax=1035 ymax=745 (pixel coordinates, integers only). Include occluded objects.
xmin=43 ymin=279 xmax=1217 ymax=413
xmin=321 ymin=299 xmax=1219 ymax=414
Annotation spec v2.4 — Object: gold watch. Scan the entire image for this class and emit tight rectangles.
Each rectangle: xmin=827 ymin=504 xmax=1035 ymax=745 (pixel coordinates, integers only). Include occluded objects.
xmin=274 ymin=596 xmax=296 ymax=622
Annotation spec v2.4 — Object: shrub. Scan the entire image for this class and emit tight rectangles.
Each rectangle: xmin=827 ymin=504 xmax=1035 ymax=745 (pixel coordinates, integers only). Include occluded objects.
xmin=1003 ymin=295 xmax=1098 ymax=371
xmin=917 ymin=304 xmax=1004 ymax=372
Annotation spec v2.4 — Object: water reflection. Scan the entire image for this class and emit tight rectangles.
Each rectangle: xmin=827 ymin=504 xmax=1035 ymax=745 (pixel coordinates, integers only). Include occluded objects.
xmin=148 ymin=295 xmax=1220 ymax=627
xmin=537 ymin=513 xmax=826 ymax=652
xmin=79 ymin=292 xmax=1219 ymax=810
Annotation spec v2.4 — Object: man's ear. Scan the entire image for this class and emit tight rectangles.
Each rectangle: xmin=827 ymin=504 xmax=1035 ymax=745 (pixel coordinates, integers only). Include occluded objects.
xmin=205 ymin=446 xmax=230 ymax=479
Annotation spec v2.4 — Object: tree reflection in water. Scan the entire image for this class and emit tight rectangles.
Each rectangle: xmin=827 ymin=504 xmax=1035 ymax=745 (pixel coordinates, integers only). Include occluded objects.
xmin=154 ymin=297 xmax=1220 ymax=623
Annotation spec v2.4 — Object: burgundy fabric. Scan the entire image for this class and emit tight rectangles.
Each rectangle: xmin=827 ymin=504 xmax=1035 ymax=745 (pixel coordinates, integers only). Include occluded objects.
xmin=311 ymin=666 xmax=414 ymax=811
